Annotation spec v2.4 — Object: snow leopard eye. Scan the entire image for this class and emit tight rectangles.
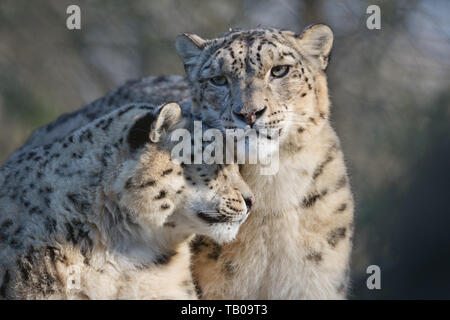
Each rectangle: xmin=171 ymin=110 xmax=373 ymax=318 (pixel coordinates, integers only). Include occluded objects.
xmin=210 ymin=76 xmax=227 ymax=86
xmin=270 ymin=65 xmax=290 ymax=78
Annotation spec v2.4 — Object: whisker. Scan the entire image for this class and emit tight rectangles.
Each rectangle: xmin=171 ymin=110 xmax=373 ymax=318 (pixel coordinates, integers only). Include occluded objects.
xmin=198 ymin=211 xmax=238 ymax=218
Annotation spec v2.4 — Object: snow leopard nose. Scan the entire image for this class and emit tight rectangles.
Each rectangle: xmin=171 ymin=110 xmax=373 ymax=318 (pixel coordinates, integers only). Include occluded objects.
xmin=233 ymin=105 xmax=267 ymax=126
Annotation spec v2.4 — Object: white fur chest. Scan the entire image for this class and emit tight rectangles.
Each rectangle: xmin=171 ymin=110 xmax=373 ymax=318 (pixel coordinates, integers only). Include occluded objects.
xmin=61 ymin=241 xmax=196 ymax=300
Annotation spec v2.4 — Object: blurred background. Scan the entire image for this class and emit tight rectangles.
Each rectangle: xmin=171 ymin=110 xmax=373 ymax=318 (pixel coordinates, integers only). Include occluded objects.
xmin=0 ymin=0 xmax=449 ymax=299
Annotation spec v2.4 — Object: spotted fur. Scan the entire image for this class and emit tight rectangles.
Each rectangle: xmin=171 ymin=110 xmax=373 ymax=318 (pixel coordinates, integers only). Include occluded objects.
xmin=12 ymin=25 xmax=354 ymax=299
xmin=0 ymin=103 xmax=253 ymax=299
xmin=177 ymin=25 xmax=354 ymax=300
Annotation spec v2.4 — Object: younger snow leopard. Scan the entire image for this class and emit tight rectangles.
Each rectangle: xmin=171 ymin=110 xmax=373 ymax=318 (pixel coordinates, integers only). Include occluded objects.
xmin=0 ymin=102 xmax=253 ymax=299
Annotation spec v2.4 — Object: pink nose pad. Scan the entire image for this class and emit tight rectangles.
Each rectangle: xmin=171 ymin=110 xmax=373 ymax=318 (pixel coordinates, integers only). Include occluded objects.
xmin=244 ymin=112 xmax=257 ymax=125
xmin=233 ymin=106 xmax=267 ymax=126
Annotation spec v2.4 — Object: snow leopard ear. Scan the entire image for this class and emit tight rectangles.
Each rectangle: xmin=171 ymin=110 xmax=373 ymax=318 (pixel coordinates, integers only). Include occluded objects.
xmin=296 ymin=24 xmax=333 ymax=70
xmin=149 ymin=102 xmax=182 ymax=143
xmin=127 ymin=109 xmax=156 ymax=152
xmin=175 ymin=33 xmax=206 ymax=78
xmin=127 ymin=103 xmax=181 ymax=151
